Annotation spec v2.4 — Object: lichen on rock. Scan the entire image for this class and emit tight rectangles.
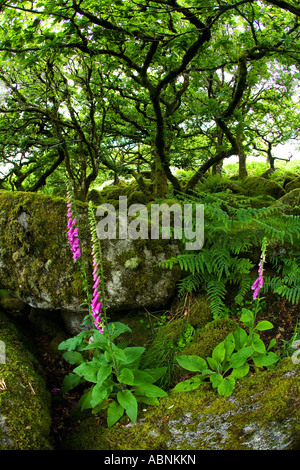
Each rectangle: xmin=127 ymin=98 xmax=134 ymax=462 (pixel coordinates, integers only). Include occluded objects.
xmin=0 ymin=190 xmax=182 ymax=318
xmin=62 ymin=358 xmax=300 ymax=450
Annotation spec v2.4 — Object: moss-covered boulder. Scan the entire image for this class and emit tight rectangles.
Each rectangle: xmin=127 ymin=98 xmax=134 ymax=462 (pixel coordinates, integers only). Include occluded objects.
xmin=242 ymin=176 xmax=285 ymax=199
xmin=285 ymin=177 xmax=300 ymax=193
xmin=62 ymin=358 xmax=300 ymax=450
xmin=0 ymin=190 xmax=181 ymax=316
xmin=276 ymin=188 xmax=300 ymax=215
xmin=0 ymin=310 xmax=52 ymax=449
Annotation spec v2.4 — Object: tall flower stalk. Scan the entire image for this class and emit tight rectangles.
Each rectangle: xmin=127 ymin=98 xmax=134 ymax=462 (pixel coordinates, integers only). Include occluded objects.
xmin=88 ymin=201 xmax=108 ymax=334
xmin=251 ymin=237 xmax=268 ymax=301
xmin=67 ymin=189 xmax=81 ymax=261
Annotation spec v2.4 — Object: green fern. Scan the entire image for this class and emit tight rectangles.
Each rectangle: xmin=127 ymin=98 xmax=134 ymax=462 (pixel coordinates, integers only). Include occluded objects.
xmin=263 ymin=254 xmax=300 ymax=304
xmin=160 ymin=191 xmax=300 ymax=318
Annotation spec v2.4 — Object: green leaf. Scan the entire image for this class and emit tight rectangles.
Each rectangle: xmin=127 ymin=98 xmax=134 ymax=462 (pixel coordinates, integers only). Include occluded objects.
xmin=231 ymin=362 xmax=249 ymax=379
xmin=97 ymin=364 xmax=112 ymax=385
xmin=144 ymin=367 xmax=167 ymax=382
xmin=212 ymin=342 xmax=226 ymax=363
xmin=90 ymin=383 xmax=110 ymax=408
xmin=207 ymin=357 xmax=219 ymax=372
xmin=267 ymin=338 xmax=277 ymax=351
xmin=240 ymin=308 xmax=254 ymax=326
xmin=61 ymin=372 xmax=82 ymax=394
xmin=108 ymin=322 xmax=132 ymax=340
xmin=253 ymin=352 xmax=279 ymax=367
xmin=73 ymin=362 xmax=99 ymax=383
xmin=229 ymin=346 xmax=254 ymax=369
xmin=176 ymin=355 xmax=207 ymax=372
xmin=80 ymin=388 xmax=94 ymax=411
xmin=120 ymin=347 xmax=145 ymax=364
xmin=136 ymin=396 xmax=160 ymax=406
xmin=117 ymin=390 xmax=138 ymax=423
xmin=224 ymin=333 xmax=235 ymax=361
xmin=172 ymin=375 xmax=203 ymax=393
xmin=131 ymin=369 xmax=156 ymax=385
xmin=117 ymin=367 xmax=135 ymax=385
xmin=251 ymin=333 xmax=266 ymax=354
xmin=218 ymin=376 xmax=235 ymax=397
xmin=233 ymin=326 xmax=248 ymax=350
xmin=255 ymin=321 xmax=274 ymax=331
xmin=107 ymin=401 xmax=125 ymax=427
xmin=134 ymin=383 xmax=168 ymax=398
xmin=58 ymin=331 xmax=90 ymax=351
xmin=62 ymin=351 xmax=84 ymax=365
xmin=210 ymin=372 xmax=223 ymax=388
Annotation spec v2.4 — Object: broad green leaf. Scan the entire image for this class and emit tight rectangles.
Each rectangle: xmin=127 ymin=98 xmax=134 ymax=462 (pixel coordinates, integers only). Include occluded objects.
xmin=80 ymin=388 xmax=94 ymax=411
xmin=240 ymin=308 xmax=254 ymax=326
xmin=210 ymin=372 xmax=223 ymax=388
xmin=107 ymin=401 xmax=125 ymax=427
xmin=218 ymin=376 xmax=235 ymax=397
xmin=117 ymin=390 xmax=138 ymax=423
xmin=134 ymin=383 xmax=168 ymax=398
xmin=229 ymin=346 xmax=254 ymax=369
xmin=212 ymin=342 xmax=226 ymax=363
xmin=61 ymin=372 xmax=82 ymax=394
xmin=233 ymin=326 xmax=248 ymax=350
xmin=120 ymin=347 xmax=145 ymax=364
xmin=255 ymin=321 xmax=274 ymax=331
xmin=224 ymin=333 xmax=235 ymax=361
xmin=136 ymin=396 xmax=160 ymax=406
xmin=231 ymin=362 xmax=249 ymax=379
xmin=90 ymin=383 xmax=110 ymax=408
xmin=251 ymin=333 xmax=266 ymax=354
xmin=176 ymin=355 xmax=207 ymax=372
xmin=113 ymin=348 xmax=127 ymax=362
xmin=207 ymin=357 xmax=219 ymax=372
xmin=267 ymin=338 xmax=277 ymax=351
xmin=117 ymin=367 xmax=135 ymax=385
xmin=73 ymin=362 xmax=99 ymax=383
xmin=144 ymin=367 xmax=167 ymax=382
xmin=58 ymin=331 xmax=90 ymax=351
xmin=253 ymin=352 xmax=279 ymax=367
xmin=131 ymin=369 xmax=156 ymax=385
xmin=172 ymin=375 xmax=203 ymax=393
xmin=97 ymin=364 xmax=112 ymax=385
xmin=108 ymin=322 xmax=132 ymax=340
xmin=62 ymin=351 xmax=84 ymax=365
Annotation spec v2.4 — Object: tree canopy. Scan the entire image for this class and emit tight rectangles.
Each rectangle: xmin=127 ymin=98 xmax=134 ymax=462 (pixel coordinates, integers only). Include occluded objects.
xmin=0 ymin=0 xmax=299 ymax=199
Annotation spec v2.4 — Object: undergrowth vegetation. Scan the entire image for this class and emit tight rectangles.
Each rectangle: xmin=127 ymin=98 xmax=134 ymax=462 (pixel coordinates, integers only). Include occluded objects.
xmin=161 ymin=189 xmax=300 ymax=318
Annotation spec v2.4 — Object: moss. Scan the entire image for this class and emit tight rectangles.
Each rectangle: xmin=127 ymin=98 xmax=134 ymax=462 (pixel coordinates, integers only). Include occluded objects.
xmin=285 ymin=177 xmax=300 ymax=193
xmin=0 ymin=310 xmax=52 ymax=450
xmin=188 ymin=294 xmax=213 ymax=329
xmin=62 ymin=358 xmax=300 ymax=450
xmin=127 ymin=190 xmax=148 ymax=206
xmin=276 ymin=188 xmax=300 ymax=215
xmin=179 ymin=317 xmax=238 ymax=359
xmin=0 ymin=190 xmax=182 ymax=315
xmin=242 ymin=176 xmax=285 ymax=199
xmin=0 ymin=190 xmax=87 ymax=309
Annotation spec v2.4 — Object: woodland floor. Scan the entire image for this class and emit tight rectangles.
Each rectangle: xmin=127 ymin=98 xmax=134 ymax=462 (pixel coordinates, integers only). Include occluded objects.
xmin=31 ymin=294 xmax=300 ymax=449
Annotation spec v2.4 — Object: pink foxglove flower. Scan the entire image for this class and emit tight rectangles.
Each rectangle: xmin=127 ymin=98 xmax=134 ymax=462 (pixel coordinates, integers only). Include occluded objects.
xmin=90 ymin=246 xmax=104 ymax=333
xmin=66 ymin=192 xmax=81 ymax=261
xmin=251 ymin=239 xmax=268 ymax=300
xmin=251 ymin=261 xmax=263 ymax=299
